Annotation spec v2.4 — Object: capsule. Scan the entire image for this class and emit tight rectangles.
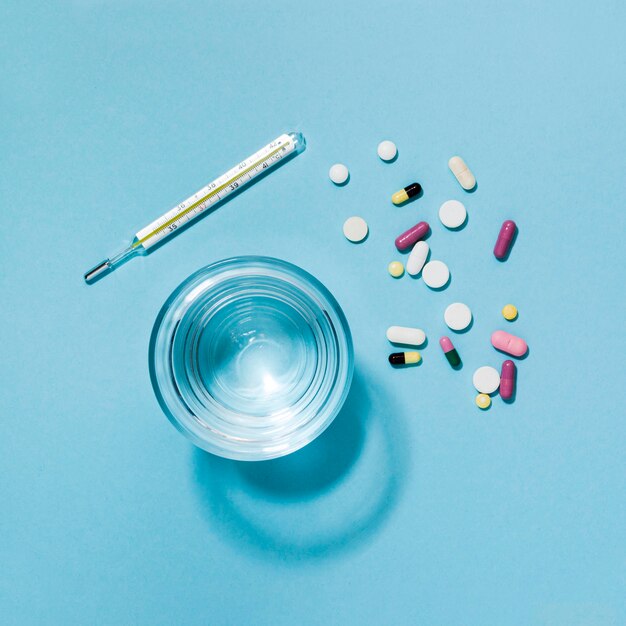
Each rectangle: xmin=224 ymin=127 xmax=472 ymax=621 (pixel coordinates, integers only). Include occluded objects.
xmin=388 ymin=351 xmax=421 ymax=365
xmin=491 ymin=330 xmax=528 ymax=357
xmin=392 ymin=182 xmax=422 ymax=205
xmin=386 ymin=326 xmax=426 ymax=346
xmin=494 ymin=220 xmax=517 ymax=260
xmin=439 ymin=336 xmax=461 ymax=368
xmin=406 ymin=241 xmax=429 ymax=276
xmin=500 ymin=360 xmax=516 ymax=400
xmin=395 ymin=221 xmax=430 ymax=251
xmin=448 ymin=156 xmax=476 ymax=190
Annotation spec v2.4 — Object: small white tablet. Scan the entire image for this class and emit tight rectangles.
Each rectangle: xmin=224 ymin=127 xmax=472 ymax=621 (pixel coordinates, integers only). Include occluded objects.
xmin=444 ymin=302 xmax=472 ymax=331
xmin=342 ymin=216 xmax=368 ymax=242
xmin=422 ymin=260 xmax=450 ymax=288
xmin=438 ymin=200 xmax=467 ymax=229
xmin=473 ymin=366 xmax=500 ymax=394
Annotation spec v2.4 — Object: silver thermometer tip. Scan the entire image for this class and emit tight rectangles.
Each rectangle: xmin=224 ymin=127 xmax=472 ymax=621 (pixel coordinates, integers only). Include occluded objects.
xmin=84 ymin=260 xmax=112 ymax=284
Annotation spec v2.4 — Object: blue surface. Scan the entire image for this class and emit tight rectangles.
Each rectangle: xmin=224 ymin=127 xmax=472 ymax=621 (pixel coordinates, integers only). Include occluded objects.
xmin=1 ymin=1 xmax=625 ymax=624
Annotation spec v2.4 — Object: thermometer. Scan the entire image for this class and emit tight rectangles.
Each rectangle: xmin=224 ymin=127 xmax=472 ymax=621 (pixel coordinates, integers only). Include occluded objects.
xmin=84 ymin=131 xmax=306 ymax=283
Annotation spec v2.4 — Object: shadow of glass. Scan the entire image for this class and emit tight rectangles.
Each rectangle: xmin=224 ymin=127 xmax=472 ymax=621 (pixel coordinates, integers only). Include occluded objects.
xmin=191 ymin=368 xmax=409 ymax=563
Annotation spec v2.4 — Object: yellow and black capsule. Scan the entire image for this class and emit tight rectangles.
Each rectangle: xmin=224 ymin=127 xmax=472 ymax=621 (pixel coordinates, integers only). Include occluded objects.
xmin=391 ymin=182 xmax=422 ymax=205
xmin=389 ymin=351 xmax=421 ymax=366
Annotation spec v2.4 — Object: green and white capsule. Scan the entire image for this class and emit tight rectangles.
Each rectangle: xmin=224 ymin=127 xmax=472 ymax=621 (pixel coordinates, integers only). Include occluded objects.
xmin=389 ymin=351 xmax=421 ymax=366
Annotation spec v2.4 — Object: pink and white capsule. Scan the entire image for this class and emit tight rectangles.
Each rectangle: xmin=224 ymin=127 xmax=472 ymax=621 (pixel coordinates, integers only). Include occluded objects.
xmin=500 ymin=360 xmax=516 ymax=400
xmin=491 ymin=330 xmax=528 ymax=357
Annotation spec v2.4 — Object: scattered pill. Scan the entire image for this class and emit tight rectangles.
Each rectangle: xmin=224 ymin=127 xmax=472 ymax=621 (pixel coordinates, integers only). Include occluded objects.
xmin=448 ymin=156 xmax=476 ymax=191
xmin=395 ymin=221 xmax=430 ymax=251
xmin=473 ymin=366 xmax=500 ymax=394
xmin=500 ymin=360 xmax=516 ymax=400
xmin=444 ymin=302 xmax=472 ymax=331
xmin=388 ymin=261 xmax=404 ymax=278
xmin=494 ymin=220 xmax=517 ymax=260
xmin=342 ymin=216 xmax=368 ymax=242
xmin=406 ymin=241 xmax=429 ymax=276
xmin=377 ymin=140 xmax=397 ymax=161
xmin=502 ymin=304 xmax=518 ymax=321
xmin=389 ymin=351 xmax=421 ymax=365
xmin=475 ymin=393 xmax=491 ymax=409
xmin=422 ymin=260 xmax=450 ymax=289
xmin=439 ymin=336 xmax=461 ymax=368
xmin=491 ymin=330 xmax=528 ymax=357
xmin=438 ymin=200 xmax=467 ymax=229
xmin=329 ymin=163 xmax=349 ymax=185
xmin=386 ymin=326 xmax=426 ymax=346
xmin=391 ymin=182 xmax=422 ymax=205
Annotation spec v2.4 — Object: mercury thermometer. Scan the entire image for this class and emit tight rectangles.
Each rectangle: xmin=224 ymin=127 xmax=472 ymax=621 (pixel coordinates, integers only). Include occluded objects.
xmin=84 ymin=131 xmax=306 ymax=283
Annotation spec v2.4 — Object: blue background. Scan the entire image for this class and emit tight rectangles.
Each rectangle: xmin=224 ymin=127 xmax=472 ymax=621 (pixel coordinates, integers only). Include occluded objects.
xmin=2 ymin=0 xmax=625 ymax=624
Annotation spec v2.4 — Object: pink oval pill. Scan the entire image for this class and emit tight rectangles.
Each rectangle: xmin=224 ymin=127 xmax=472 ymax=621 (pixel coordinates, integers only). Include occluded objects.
xmin=395 ymin=221 xmax=430 ymax=251
xmin=494 ymin=220 xmax=517 ymax=260
xmin=491 ymin=330 xmax=528 ymax=357
xmin=500 ymin=360 xmax=516 ymax=400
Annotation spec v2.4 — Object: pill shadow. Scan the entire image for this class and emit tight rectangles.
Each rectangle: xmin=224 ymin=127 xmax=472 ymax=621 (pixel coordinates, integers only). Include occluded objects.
xmin=463 ymin=182 xmax=478 ymax=194
xmin=451 ymin=360 xmax=463 ymax=371
xmin=389 ymin=336 xmax=428 ymax=350
xmin=190 ymin=370 xmax=408 ymax=562
xmin=332 ymin=173 xmax=350 ymax=187
xmin=426 ymin=272 xmax=452 ymax=291
xmin=493 ymin=346 xmax=530 ymax=361
xmin=444 ymin=212 xmax=469 ymax=232
xmin=381 ymin=150 xmax=399 ymax=164
xmin=451 ymin=318 xmax=474 ymax=335
xmin=495 ymin=226 xmax=518 ymax=262
xmin=389 ymin=359 xmax=423 ymax=369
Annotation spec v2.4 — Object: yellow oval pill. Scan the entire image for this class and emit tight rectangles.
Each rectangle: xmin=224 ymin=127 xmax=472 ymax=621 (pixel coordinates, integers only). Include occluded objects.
xmin=388 ymin=261 xmax=404 ymax=278
xmin=502 ymin=304 xmax=518 ymax=321
xmin=475 ymin=393 xmax=491 ymax=409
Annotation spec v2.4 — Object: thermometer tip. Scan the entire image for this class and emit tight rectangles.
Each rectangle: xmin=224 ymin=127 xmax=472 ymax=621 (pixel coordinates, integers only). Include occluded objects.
xmin=84 ymin=260 xmax=112 ymax=284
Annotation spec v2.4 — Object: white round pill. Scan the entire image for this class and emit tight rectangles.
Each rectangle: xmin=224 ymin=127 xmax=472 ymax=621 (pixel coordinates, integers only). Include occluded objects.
xmin=329 ymin=163 xmax=349 ymax=185
xmin=444 ymin=302 xmax=472 ymax=331
xmin=406 ymin=241 xmax=429 ymax=276
xmin=377 ymin=140 xmax=397 ymax=161
xmin=422 ymin=260 xmax=450 ymax=289
xmin=439 ymin=200 xmax=467 ymax=229
xmin=473 ymin=366 xmax=500 ymax=394
xmin=343 ymin=216 xmax=368 ymax=242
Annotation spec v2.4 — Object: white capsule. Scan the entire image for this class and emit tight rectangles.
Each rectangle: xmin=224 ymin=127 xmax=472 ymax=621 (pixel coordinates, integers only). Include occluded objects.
xmin=386 ymin=326 xmax=426 ymax=346
xmin=448 ymin=156 xmax=476 ymax=191
xmin=406 ymin=241 xmax=429 ymax=276
xmin=329 ymin=163 xmax=349 ymax=185
xmin=377 ymin=140 xmax=397 ymax=161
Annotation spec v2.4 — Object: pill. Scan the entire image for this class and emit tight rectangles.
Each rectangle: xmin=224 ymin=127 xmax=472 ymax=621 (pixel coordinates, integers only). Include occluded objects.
xmin=491 ymin=330 xmax=528 ymax=357
xmin=377 ymin=140 xmax=397 ymax=161
xmin=329 ymin=163 xmax=349 ymax=185
xmin=386 ymin=326 xmax=426 ymax=346
xmin=494 ymin=220 xmax=517 ymax=260
xmin=448 ymin=156 xmax=476 ymax=191
xmin=444 ymin=302 xmax=472 ymax=331
xmin=500 ymin=360 xmax=516 ymax=400
xmin=475 ymin=393 xmax=491 ymax=409
xmin=502 ymin=304 xmax=518 ymax=321
xmin=388 ymin=261 xmax=404 ymax=278
xmin=395 ymin=221 xmax=430 ymax=251
xmin=343 ymin=216 xmax=368 ymax=242
xmin=422 ymin=260 xmax=450 ymax=289
xmin=406 ymin=241 xmax=429 ymax=276
xmin=473 ymin=366 xmax=500 ymax=394
xmin=391 ymin=182 xmax=422 ymax=205
xmin=439 ymin=336 xmax=461 ymax=367
xmin=438 ymin=200 xmax=467 ymax=229
xmin=389 ymin=351 xmax=421 ymax=365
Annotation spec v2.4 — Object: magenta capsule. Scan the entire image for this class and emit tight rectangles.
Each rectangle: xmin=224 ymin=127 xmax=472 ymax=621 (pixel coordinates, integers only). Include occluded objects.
xmin=491 ymin=330 xmax=528 ymax=357
xmin=500 ymin=360 xmax=516 ymax=400
xmin=395 ymin=221 xmax=430 ymax=251
xmin=494 ymin=220 xmax=517 ymax=260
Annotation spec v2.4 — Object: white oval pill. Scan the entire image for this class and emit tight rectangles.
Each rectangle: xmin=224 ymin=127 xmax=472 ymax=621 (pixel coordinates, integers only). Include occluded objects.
xmin=406 ymin=241 xmax=429 ymax=276
xmin=422 ymin=260 xmax=450 ymax=288
xmin=473 ymin=366 xmax=500 ymax=394
xmin=377 ymin=140 xmax=397 ymax=161
xmin=386 ymin=326 xmax=426 ymax=346
xmin=448 ymin=156 xmax=476 ymax=191
xmin=343 ymin=216 xmax=368 ymax=242
xmin=439 ymin=200 xmax=467 ymax=229
xmin=444 ymin=302 xmax=472 ymax=331
xmin=329 ymin=163 xmax=349 ymax=185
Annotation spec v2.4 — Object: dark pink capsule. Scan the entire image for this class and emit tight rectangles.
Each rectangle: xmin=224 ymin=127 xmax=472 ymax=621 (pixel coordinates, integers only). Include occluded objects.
xmin=395 ymin=221 xmax=430 ymax=251
xmin=500 ymin=360 xmax=516 ymax=400
xmin=494 ymin=220 xmax=517 ymax=260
